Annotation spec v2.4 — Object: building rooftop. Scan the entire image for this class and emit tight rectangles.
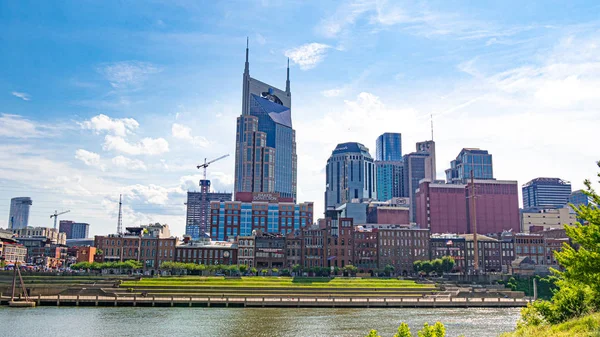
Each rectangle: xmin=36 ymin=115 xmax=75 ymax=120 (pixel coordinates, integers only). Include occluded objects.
xmin=522 ymin=177 xmax=571 ymax=187
xmin=332 ymin=142 xmax=371 ymax=157
xmin=459 ymin=234 xmax=498 ymax=242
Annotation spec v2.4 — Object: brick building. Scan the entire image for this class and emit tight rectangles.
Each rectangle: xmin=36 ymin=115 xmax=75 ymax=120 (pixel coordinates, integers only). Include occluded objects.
xmin=416 ymin=179 xmax=520 ymax=234
xmin=429 ymin=234 xmax=466 ymax=272
xmin=461 ymin=234 xmax=502 ymax=273
xmin=353 ymin=226 xmax=378 ymax=273
xmin=254 ymin=231 xmax=286 ymax=269
xmin=0 ymin=230 xmax=27 ymax=264
xmin=285 ymin=231 xmax=302 ymax=269
xmin=94 ymin=224 xmax=177 ymax=273
xmin=378 ymin=225 xmax=429 ymax=275
xmin=301 ymin=223 xmax=325 ymax=269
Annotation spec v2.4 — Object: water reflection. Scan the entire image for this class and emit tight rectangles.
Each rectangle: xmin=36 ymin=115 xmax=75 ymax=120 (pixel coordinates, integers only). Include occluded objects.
xmin=0 ymin=307 xmax=520 ymax=337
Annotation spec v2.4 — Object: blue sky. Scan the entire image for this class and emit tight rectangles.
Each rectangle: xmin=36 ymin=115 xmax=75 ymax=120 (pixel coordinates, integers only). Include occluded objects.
xmin=1 ymin=0 xmax=599 ymax=236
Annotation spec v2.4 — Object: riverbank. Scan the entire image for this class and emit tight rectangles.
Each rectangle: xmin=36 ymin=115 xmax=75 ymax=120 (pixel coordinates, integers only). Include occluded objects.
xmin=500 ymin=313 xmax=600 ymax=337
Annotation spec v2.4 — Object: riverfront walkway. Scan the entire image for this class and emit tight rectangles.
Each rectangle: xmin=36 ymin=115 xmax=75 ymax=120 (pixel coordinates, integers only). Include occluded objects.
xmin=0 ymin=294 xmax=528 ymax=308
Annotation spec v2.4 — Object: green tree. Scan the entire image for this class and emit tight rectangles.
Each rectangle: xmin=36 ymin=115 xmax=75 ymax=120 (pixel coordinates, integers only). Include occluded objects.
xmin=95 ymin=249 xmax=103 ymax=255
xmin=420 ymin=261 xmax=433 ymax=275
xmin=292 ymin=264 xmax=302 ymax=274
xmin=344 ymin=264 xmax=358 ymax=276
xmin=365 ymin=330 xmax=381 ymax=337
xmin=441 ymin=256 xmax=455 ymax=273
xmin=384 ymin=264 xmax=395 ymax=277
xmin=432 ymin=259 xmax=443 ymax=275
xmin=261 ymin=269 xmax=268 ymax=275
xmin=251 ymin=267 xmax=257 ymax=275
xmin=239 ymin=264 xmax=248 ymax=274
xmin=394 ymin=323 xmax=413 ymax=337
xmin=417 ymin=322 xmax=446 ymax=337
xmin=413 ymin=260 xmax=422 ymax=273
xmin=271 ymin=268 xmax=279 ymax=275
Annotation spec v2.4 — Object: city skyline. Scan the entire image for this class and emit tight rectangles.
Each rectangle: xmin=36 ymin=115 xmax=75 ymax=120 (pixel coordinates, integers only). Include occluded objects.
xmin=1 ymin=1 xmax=599 ymax=236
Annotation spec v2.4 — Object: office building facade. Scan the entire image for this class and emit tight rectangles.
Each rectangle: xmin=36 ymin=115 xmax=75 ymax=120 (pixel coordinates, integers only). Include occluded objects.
xmin=376 ymin=133 xmax=402 ymax=161
xmin=185 ymin=190 xmax=232 ymax=240
xmin=325 ymin=142 xmax=376 ymax=210
xmin=403 ymin=152 xmax=428 ymax=222
xmin=59 ymin=220 xmax=90 ymax=239
xmin=522 ymin=178 xmax=572 ymax=209
xmin=209 ymin=192 xmax=313 ymax=241
xmin=445 ymin=148 xmax=493 ymax=184
xmin=234 ymin=42 xmax=297 ymax=202
xmin=376 ymin=161 xmax=404 ymax=201
xmin=8 ymin=197 xmax=32 ymax=229
xmin=416 ymin=140 xmax=436 ymax=182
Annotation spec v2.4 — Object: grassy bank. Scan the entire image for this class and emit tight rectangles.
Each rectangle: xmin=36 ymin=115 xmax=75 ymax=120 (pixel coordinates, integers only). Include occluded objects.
xmin=121 ymin=277 xmax=433 ymax=288
xmin=500 ymin=313 xmax=600 ymax=337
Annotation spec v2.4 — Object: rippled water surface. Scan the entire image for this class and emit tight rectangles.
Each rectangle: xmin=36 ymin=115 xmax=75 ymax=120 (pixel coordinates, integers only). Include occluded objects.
xmin=0 ymin=307 xmax=520 ymax=337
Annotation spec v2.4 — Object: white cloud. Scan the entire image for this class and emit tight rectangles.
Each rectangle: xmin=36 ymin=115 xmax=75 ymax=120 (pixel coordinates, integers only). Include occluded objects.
xmin=321 ymin=89 xmax=343 ymax=97
xmin=75 ymin=149 xmax=101 ymax=166
xmin=103 ymin=135 xmax=169 ymax=155
xmin=80 ymin=114 xmax=139 ymax=137
xmin=285 ymin=43 xmax=331 ymax=70
xmin=0 ymin=114 xmax=43 ymax=138
xmin=11 ymin=92 xmax=31 ymax=101
xmin=255 ymin=33 xmax=266 ymax=45
xmin=97 ymin=61 xmax=162 ymax=88
xmin=112 ymin=155 xmax=147 ymax=170
xmin=171 ymin=123 xmax=210 ymax=148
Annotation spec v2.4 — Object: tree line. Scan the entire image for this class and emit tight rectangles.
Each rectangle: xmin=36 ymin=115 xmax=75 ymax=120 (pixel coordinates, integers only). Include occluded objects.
xmin=412 ymin=256 xmax=455 ymax=275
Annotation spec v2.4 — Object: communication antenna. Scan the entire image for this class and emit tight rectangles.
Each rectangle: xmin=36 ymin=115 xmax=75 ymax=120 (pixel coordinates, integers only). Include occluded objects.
xmin=117 ymin=194 xmax=123 ymax=235
xmin=431 ymin=113 xmax=434 ymax=141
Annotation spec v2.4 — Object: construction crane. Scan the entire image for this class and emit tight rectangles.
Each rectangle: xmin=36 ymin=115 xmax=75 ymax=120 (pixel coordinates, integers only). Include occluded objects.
xmin=197 ymin=154 xmax=229 ymax=180
xmin=195 ymin=154 xmax=229 ymax=237
xmin=50 ymin=210 xmax=70 ymax=230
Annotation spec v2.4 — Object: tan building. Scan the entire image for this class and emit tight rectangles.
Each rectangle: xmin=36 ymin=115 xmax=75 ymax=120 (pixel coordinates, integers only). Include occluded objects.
xmin=0 ymin=230 xmax=27 ymax=264
xmin=12 ymin=226 xmax=66 ymax=245
xmin=521 ymin=207 xmax=577 ymax=232
xmin=237 ymin=235 xmax=255 ymax=267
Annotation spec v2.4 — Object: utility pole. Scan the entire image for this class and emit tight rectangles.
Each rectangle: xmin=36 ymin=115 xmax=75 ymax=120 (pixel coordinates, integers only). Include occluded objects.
xmin=470 ymin=170 xmax=479 ymax=274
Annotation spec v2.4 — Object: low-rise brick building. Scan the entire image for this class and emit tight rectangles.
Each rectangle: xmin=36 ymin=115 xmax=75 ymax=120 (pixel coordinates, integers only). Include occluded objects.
xmin=176 ymin=239 xmax=237 ymax=266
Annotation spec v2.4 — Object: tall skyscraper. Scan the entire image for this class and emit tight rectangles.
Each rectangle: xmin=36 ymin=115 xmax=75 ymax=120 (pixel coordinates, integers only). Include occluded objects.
xmin=569 ymin=190 xmax=596 ymax=208
xmin=445 ymin=148 xmax=494 ymax=184
xmin=376 ymin=133 xmax=402 ymax=161
xmin=376 ymin=161 xmax=404 ymax=201
xmin=186 ymin=187 xmax=232 ymax=240
xmin=325 ymin=142 xmax=376 ymax=210
xmin=416 ymin=140 xmax=436 ymax=182
xmin=8 ymin=197 xmax=32 ymax=229
xmin=234 ymin=40 xmax=297 ymax=201
xmin=403 ymin=152 xmax=428 ymax=222
xmin=522 ymin=177 xmax=572 ymax=209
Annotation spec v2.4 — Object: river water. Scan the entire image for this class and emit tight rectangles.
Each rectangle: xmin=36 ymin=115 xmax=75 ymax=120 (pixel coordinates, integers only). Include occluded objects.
xmin=0 ymin=307 xmax=520 ymax=337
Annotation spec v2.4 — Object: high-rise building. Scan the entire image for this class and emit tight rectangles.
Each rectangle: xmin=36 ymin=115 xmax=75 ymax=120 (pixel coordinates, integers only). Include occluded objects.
xmin=325 ymin=142 xmax=376 ymax=211
xmin=416 ymin=140 xmax=436 ymax=182
xmin=185 ymin=188 xmax=232 ymax=240
xmin=376 ymin=133 xmax=402 ymax=161
xmin=375 ymin=161 xmax=404 ymax=201
xmin=522 ymin=178 xmax=572 ymax=209
xmin=8 ymin=197 xmax=32 ymax=229
xmin=569 ymin=190 xmax=595 ymax=208
xmin=234 ymin=41 xmax=297 ymax=201
xmin=445 ymin=148 xmax=493 ymax=184
xmin=59 ymin=220 xmax=90 ymax=239
xmin=403 ymin=151 xmax=429 ymax=222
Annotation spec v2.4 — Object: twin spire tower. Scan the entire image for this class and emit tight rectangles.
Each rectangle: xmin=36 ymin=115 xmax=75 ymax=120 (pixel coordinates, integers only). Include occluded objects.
xmin=234 ymin=38 xmax=298 ymax=202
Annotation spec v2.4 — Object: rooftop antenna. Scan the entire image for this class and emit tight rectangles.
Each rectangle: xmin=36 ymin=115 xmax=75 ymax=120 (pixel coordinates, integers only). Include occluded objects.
xmin=430 ymin=113 xmax=434 ymax=141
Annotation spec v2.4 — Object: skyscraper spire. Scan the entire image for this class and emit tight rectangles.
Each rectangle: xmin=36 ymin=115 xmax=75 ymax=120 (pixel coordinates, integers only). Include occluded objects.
xmin=244 ymin=36 xmax=249 ymax=75
xmin=285 ymin=58 xmax=290 ymax=94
